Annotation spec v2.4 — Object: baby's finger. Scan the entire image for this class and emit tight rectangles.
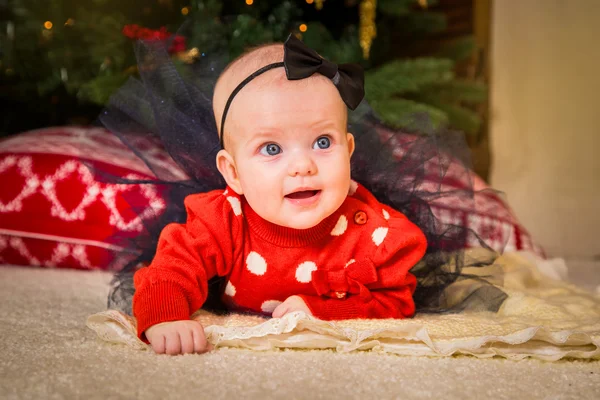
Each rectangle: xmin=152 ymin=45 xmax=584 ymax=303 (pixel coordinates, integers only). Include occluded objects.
xmin=179 ymin=330 xmax=195 ymax=354
xmin=164 ymin=331 xmax=182 ymax=355
xmin=272 ymin=303 xmax=288 ymax=318
xmin=191 ymin=325 xmax=210 ymax=353
xmin=150 ymin=334 xmax=166 ymax=354
xmin=271 ymin=305 xmax=281 ymax=318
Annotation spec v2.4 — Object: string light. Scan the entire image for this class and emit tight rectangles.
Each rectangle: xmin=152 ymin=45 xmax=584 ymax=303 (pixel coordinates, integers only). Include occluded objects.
xmin=418 ymin=0 xmax=428 ymax=8
xmin=181 ymin=7 xmax=189 ymax=15
xmin=306 ymin=0 xmax=314 ymax=4
xmin=44 ymin=21 xmax=53 ymax=30
xmin=245 ymin=0 xmax=254 ymax=5
xmin=60 ymin=67 xmax=68 ymax=82
xmin=64 ymin=18 xmax=75 ymax=26
xmin=176 ymin=47 xmax=200 ymax=64
xmin=299 ymin=24 xmax=307 ymax=32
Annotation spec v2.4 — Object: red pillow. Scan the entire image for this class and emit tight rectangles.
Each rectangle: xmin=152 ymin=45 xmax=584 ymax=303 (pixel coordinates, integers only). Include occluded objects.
xmin=0 ymin=126 xmax=184 ymax=270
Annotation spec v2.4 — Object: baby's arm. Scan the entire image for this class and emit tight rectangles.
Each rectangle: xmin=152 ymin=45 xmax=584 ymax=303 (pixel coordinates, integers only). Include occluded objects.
xmin=133 ymin=192 xmax=240 ymax=351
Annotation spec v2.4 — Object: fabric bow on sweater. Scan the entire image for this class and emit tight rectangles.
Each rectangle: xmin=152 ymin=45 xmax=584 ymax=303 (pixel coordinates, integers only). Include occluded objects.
xmin=311 ymin=259 xmax=378 ymax=300
xmin=283 ymin=34 xmax=365 ymax=110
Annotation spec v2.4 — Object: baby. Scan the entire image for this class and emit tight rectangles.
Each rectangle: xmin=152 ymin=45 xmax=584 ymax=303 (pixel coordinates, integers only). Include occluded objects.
xmin=134 ymin=36 xmax=427 ymax=355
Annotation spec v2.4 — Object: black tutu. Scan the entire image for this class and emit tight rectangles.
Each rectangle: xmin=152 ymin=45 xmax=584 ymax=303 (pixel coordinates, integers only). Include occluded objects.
xmin=97 ymin=35 xmax=508 ymax=316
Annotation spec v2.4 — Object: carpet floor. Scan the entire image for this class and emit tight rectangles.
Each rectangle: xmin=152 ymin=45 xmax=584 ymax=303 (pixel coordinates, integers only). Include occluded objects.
xmin=1 ymin=265 xmax=599 ymax=399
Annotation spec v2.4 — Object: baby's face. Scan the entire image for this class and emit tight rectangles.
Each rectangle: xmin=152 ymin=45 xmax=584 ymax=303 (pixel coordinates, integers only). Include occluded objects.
xmin=224 ymin=73 xmax=354 ymax=229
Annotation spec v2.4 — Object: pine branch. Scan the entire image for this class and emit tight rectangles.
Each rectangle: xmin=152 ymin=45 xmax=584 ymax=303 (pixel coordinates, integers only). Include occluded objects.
xmin=365 ymin=58 xmax=454 ymax=99
xmin=77 ymin=74 xmax=129 ymax=105
xmin=369 ymin=97 xmax=449 ymax=130
xmin=402 ymin=11 xmax=447 ymax=35
xmin=377 ymin=0 xmax=414 ymax=17
xmin=422 ymin=80 xmax=488 ymax=105
xmin=435 ymin=36 xmax=477 ymax=63
xmin=302 ymin=23 xmax=362 ymax=65
xmin=415 ymin=95 xmax=482 ymax=136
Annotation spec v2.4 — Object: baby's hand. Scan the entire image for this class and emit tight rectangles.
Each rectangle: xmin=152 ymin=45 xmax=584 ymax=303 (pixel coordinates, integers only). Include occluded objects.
xmin=145 ymin=320 xmax=211 ymax=355
xmin=272 ymin=295 xmax=312 ymax=318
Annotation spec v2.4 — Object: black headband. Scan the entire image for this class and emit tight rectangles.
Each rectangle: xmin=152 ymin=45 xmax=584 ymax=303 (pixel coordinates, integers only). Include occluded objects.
xmin=219 ymin=33 xmax=365 ymax=149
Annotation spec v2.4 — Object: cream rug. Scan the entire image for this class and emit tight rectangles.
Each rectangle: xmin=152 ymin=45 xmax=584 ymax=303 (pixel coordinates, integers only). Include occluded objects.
xmin=88 ymin=251 xmax=600 ymax=361
xmin=1 ymin=260 xmax=600 ymax=399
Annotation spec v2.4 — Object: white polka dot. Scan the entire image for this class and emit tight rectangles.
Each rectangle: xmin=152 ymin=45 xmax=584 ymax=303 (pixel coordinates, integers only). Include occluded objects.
xmin=372 ymin=227 xmax=388 ymax=246
xmin=345 ymin=259 xmax=355 ymax=268
xmin=223 ymin=188 xmax=228 ymax=195
xmin=295 ymin=261 xmax=318 ymax=283
xmin=246 ymin=251 xmax=267 ymax=275
xmin=227 ymin=196 xmax=242 ymax=216
xmin=225 ymin=281 xmax=236 ymax=296
xmin=261 ymin=300 xmax=282 ymax=313
xmin=348 ymin=180 xmax=358 ymax=195
xmin=382 ymin=209 xmax=390 ymax=220
xmin=330 ymin=215 xmax=348 ymax=236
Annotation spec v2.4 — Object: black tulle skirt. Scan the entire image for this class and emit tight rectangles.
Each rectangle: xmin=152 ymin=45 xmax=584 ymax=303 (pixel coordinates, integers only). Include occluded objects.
xmin=96 ymin=37 xmax=507 ymax=316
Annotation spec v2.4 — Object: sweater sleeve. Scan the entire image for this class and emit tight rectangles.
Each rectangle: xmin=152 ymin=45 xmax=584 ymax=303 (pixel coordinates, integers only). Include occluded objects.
xmin=132 ymin=190 xmax=240 ymax=338
xmin=298 ymin=209 xmax=427 ymax=320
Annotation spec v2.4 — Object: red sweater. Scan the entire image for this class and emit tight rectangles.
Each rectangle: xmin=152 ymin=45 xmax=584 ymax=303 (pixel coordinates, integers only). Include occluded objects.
xmin=133 ymin=182 xmax=427 ymax=338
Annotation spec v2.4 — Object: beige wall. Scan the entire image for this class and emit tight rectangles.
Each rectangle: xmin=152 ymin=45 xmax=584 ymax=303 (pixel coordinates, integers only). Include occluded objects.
xmin=489 ymin=0 xmax=600 ymax=258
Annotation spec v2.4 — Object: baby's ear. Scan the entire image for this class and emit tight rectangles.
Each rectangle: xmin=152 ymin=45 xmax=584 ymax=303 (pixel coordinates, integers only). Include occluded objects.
xmin=216 ymin=150 xmax=244 ymax=195
xmin=346 ymin=132 xmax=355 ymax=157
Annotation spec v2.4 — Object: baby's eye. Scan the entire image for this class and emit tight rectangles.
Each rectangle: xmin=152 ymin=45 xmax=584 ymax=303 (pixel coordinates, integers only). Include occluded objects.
xmin=260 ymin=143 xmax=282 ymax=156
xmin=314 ymin=136 xmax=331 ymax=150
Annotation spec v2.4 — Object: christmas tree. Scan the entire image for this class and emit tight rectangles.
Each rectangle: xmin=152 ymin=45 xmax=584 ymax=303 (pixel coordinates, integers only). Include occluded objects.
xmin=1 ymin=0 xmax=486 ymax=140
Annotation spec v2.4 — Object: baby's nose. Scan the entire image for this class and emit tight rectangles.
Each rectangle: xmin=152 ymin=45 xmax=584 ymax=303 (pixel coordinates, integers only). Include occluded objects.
xmin=288 ymin=153 xmax=317 ymax=176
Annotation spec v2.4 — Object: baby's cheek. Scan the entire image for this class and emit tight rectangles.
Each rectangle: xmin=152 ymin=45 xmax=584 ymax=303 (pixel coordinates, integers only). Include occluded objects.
xmin=325 ymin=160 xmax=351 ymax=194
xmin=240 ymin=166 xmax=272 ymax=192
xmin=243 ymin=180 xmax=282 ymax=218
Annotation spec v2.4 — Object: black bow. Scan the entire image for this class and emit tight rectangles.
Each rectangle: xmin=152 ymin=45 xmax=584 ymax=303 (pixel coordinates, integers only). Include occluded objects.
xmin=283 ymin=34 xmax=365 ymax=110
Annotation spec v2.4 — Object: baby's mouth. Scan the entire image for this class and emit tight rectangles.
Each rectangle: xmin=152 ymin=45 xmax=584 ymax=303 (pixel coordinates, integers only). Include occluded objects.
xmin=285 ymin=190 xmax=320 ymax=199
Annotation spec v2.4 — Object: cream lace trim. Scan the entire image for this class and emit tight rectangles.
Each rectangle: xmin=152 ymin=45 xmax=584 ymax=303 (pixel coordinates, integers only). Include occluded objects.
xmin=87 ymin=251 xmax=600 ymax=361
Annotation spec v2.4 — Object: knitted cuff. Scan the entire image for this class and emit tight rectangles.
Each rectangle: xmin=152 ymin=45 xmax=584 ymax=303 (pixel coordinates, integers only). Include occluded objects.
xmin=133 ymin=282 xmax=192 ymax=341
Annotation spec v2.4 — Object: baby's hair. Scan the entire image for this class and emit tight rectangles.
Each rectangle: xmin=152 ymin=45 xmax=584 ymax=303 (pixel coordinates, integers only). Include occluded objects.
xmin=219 ymin=43 xmax=284 ymax=83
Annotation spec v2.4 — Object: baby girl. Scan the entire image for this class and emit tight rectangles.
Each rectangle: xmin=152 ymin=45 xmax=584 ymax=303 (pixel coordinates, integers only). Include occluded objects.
xmin=133 ymin=35 xmax=427 ymax=355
